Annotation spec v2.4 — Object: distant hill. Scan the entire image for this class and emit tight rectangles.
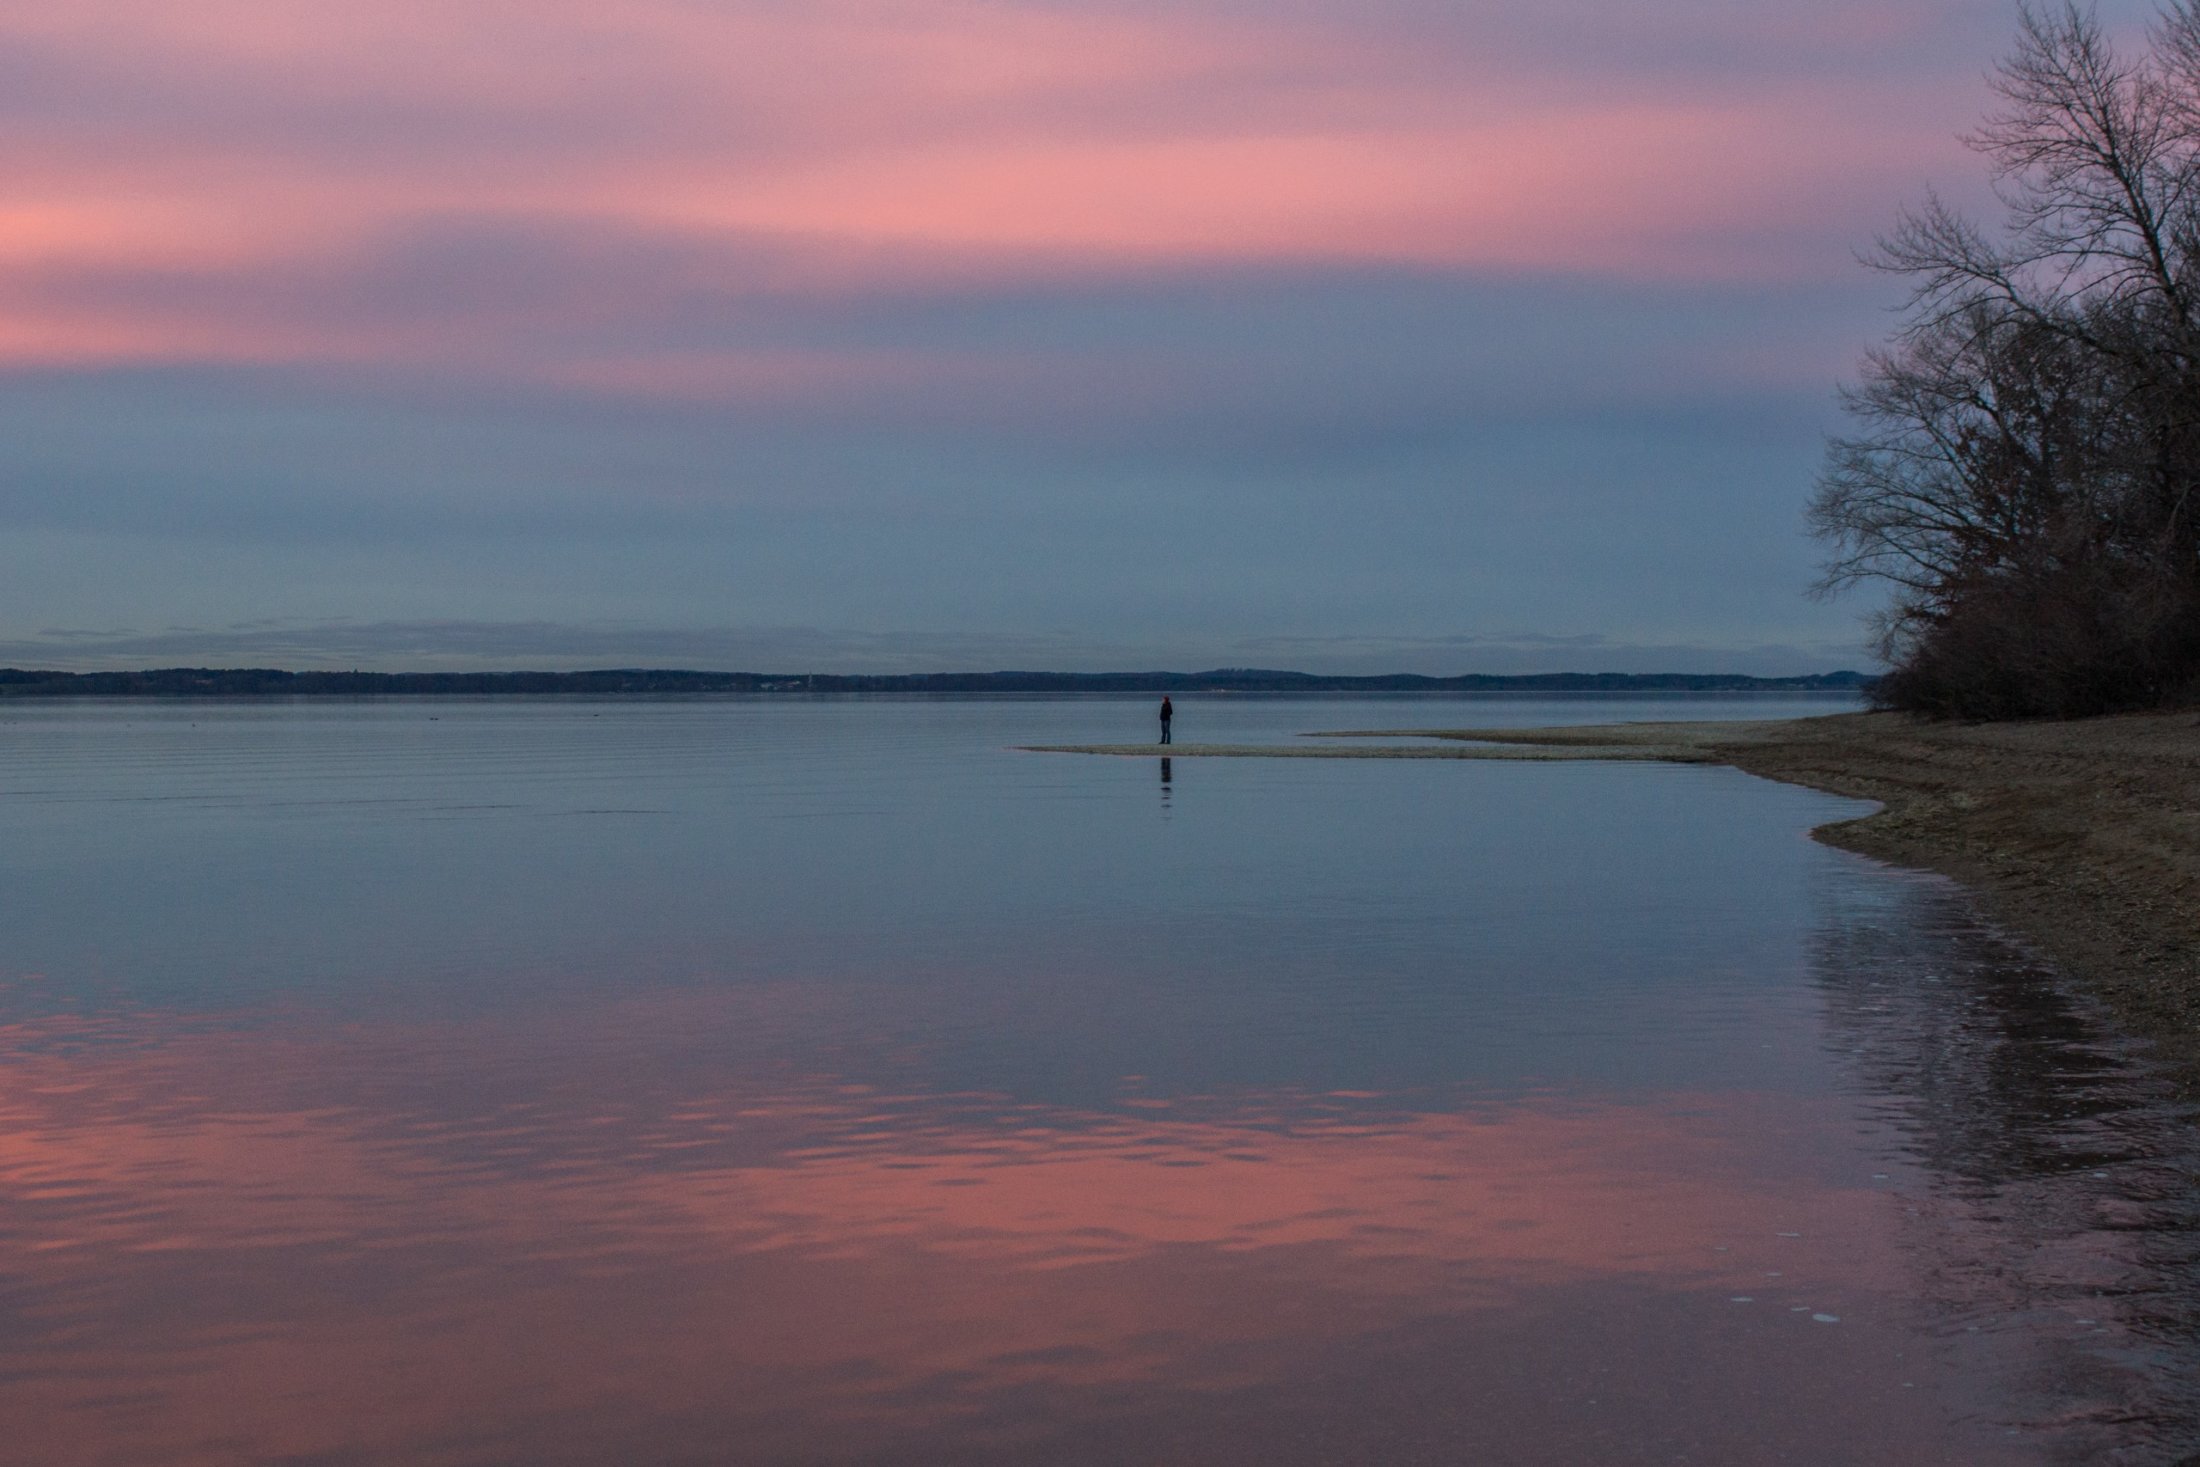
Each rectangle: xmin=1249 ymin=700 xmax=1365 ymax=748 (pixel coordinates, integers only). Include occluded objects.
xmin=0 ymin=667 xmax=1877 ymax=697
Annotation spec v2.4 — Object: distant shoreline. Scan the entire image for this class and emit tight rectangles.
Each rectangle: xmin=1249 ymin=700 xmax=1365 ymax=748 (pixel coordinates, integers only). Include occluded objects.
xmin=1034 ymin=711 xmax=2200 ymax=1092
xmin=0 ymin=667 xmax=1874 ymax=698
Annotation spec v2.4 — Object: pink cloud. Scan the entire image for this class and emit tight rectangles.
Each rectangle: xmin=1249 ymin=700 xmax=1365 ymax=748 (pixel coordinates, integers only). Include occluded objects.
xmin=0 ymin=0 xmax=1980 ymax=382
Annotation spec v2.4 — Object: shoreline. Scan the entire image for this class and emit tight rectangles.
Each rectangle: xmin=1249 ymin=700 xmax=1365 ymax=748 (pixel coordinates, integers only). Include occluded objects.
xmin=1027 ymin=711 xmax=2200 ymax=1089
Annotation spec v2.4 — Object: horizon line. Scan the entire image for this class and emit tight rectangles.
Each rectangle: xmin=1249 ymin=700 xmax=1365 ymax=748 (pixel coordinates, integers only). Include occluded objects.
xmin=0 ymin=665 xmax=1877 ymax=688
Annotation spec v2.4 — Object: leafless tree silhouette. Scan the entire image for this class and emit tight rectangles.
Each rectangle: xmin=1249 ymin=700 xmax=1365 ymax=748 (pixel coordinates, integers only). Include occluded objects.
xmin=1814 ymin=2 xmax=2200 ymax=716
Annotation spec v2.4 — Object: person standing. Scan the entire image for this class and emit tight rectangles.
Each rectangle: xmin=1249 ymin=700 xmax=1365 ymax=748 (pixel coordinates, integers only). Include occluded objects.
xmin=1159 ymin=696 xmax=1173 ymax=744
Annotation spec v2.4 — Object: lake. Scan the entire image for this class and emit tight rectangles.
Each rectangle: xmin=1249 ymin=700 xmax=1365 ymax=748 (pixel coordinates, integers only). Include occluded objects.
xmin=2 ymin=695 xmax=2196 ymax=1465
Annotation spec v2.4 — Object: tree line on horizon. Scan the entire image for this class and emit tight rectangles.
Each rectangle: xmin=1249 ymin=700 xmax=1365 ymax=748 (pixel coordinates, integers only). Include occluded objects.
xmin=0 ymin=668 xmax=1873 ymax=698
xmin=1815 ymin=2 xmax=2200 ymax=718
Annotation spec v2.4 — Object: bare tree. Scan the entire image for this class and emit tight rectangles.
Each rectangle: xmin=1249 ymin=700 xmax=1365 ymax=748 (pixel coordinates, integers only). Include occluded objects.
xmin=1816 ymin=2 xmax=2200 ymax=716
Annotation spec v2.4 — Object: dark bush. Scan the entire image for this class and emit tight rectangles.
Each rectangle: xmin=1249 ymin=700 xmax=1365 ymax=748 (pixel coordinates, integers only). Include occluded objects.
xmin=1870 ymin=563 xmax=2200 ymax=719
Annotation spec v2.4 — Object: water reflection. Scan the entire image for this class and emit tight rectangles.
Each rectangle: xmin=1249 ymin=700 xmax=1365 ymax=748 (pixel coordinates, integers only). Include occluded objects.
xmin=1809 ymin=874 xmax=2200 ymax=1462
xmin=20 ymin=919 xmax=2200 ymax=1463
xmin=1 ymin=699 xmax=2196 ymax=1465
xmin=0 ymin=1010 xmax=2023 ymax=1465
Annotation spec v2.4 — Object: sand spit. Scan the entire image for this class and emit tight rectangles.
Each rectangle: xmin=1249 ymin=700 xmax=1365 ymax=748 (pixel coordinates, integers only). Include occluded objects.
xmin=1024 ymin=711 xmax=2200 ymax=1086
xmin=1017 ymin=741 xmax=1709 ymax=761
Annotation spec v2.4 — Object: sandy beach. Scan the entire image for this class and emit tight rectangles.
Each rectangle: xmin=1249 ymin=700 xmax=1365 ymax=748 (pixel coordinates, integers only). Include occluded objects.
xmin=1030 ymin=711 xmax=2200 ymax=1087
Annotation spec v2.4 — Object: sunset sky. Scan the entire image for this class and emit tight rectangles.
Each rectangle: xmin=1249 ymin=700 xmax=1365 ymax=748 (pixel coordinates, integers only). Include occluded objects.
xmin=0 ymin=0 xmax=2158 ymax=673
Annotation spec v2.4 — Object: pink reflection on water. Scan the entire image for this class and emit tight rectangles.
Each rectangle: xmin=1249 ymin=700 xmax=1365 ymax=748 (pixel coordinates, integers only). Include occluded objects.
xmin=0 ymin=1013 xmax=2027 ymax=1464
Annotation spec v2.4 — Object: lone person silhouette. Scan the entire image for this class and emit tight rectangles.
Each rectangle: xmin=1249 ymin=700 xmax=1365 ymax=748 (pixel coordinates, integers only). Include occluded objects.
xmin=1158 ymin=696 xmax=1173 ymax=745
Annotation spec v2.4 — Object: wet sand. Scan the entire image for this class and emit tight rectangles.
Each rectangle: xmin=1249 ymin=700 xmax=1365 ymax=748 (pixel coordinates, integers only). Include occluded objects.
xmin=1028 ymin=711 xmax=2200 ymax=1087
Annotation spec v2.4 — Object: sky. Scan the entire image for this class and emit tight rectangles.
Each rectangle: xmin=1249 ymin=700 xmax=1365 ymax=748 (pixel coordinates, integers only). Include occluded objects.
xmin=0 ymin=0 xmax=2162 ymax=674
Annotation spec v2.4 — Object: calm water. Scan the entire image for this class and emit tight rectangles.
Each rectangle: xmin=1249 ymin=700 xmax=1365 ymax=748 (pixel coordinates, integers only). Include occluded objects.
xmin=2 ymin=695 xmax=2196 ymax=1465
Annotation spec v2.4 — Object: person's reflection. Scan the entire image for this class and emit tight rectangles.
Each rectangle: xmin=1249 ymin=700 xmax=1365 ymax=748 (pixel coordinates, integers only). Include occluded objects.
xmin=1160 ymin=757 xmax=1172 ymax=811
